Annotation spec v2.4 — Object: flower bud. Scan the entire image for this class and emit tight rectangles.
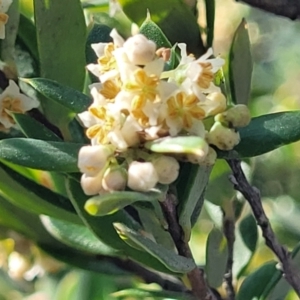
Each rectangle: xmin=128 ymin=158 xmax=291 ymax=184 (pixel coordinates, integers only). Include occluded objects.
xmin=102 ymin=165 xmax=127 ymax=192
xmin=80 ymin=171 xmax=105 ymax=195
xmin=127 ymin=161 xmax=159 ymax=192
xmin=207 ymin=121 xmax=240 ymax=151
xmin=123 ymin=34 xmax=156 ymax=65
xmin=152 ymin=155 xmax=180 ymax=184
xmin=205 ymin=92 xmax=227 ymax=116
xmin=78 ymin=145 xmax=114 ymax=176
xmin=216 ymin=104 xmax=251 ymax=128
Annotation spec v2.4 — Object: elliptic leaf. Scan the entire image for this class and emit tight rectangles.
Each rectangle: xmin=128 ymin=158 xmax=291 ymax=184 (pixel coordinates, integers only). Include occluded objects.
xmin=0 ymin=138 xmax=83 ymax=172
xmin=114 ymin=223 xmax=196 ymax=273
xmin=237 ymin=262 xmax=280 ymax=300
xmin=41 ymin=215 xmax=119 ymax=256
xmin=12 ymin=113 xmax=62 ymax=141
xmin=205 ymin=227 xmax=228 ymax=288
xmin=235 ymin=111 xmax=300 ymax=157
xmin=23 ymin=78 xmax=92 ymax=114
xmin=85 ymin=191 xmax=161 ymax=216
xmin=229 ymin=19 xmax=253 ymax=105
xmin=177 ymin=164 xmax=212 ymax=241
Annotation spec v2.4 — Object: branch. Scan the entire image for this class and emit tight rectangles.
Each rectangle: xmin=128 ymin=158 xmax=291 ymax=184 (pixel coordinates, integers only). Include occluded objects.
xmin=227 ymin=159 xmax=300 ymax=296
xmin=223 ymin=212 xmax=236 ymax=300
xmin=160 ymin=192 xmax=217 ymax=300
xmin=236 ymin=0 xmax=300 ymax=20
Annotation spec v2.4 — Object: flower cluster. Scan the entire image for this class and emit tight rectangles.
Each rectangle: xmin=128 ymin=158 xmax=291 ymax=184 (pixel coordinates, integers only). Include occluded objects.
xmin=78 ymin=30 xmax=250 ymax=194
xmin=0 ymin=80 xmax=39 ymax=131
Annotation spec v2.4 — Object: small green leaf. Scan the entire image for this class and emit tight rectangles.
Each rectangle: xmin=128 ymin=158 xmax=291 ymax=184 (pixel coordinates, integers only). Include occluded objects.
xmin=119 ymin=0 xmax=205 ymax=56
xmin=205 ymin=0 xmax=215 ymax=48
xmin=239 ymin=214 xmax=258 ymax=253
xmin=139 ymin=14 xmax=172 ymax=48
xmin=177 ymin=164 xmax=212 ymax=241
xmin=145 ymin=136 xmax=208 ymax=155
xmin=114 ymin=223 xmax=196 ymax=273
xmin=85 ymin=191 xmax=161 ymax=216
xmin=12 ymin=113 xmax=62 ymax=141
xmin=205 ymin=227 xmax=228 ymax=288
xmin=23 ymin=78 xmax=92 ymax=114
xmin=41 ymin=215 xmax=119 ymax=256
xmin=0 ymin=138 xmax=83 ymax=172
xmin=236 ymin=262 xmax=280 ymax=300
xmin=229 ymin=19 xmax=253 ymax=105
xmin=235 ymin=111 xmax=300 ymax=157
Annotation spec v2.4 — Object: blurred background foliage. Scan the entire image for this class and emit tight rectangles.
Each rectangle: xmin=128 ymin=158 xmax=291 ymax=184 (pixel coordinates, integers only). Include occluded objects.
xmin=2 ymin=0 xmax=300 ymax=299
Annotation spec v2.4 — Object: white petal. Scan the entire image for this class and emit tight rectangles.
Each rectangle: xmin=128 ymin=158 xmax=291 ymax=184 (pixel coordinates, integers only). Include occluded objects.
xmin=91 ymin=43 xmax=107 ymax=58
xmin=110 ymin=29 xmax=125 ymax=47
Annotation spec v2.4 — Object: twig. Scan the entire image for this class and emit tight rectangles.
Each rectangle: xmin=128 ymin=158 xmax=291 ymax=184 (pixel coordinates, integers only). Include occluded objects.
xmin=223 ymin=212 xmax=236 ymax=300
xmin=236 ymin=0 xmax=300 ymax=20
xmin=160 ymin=192 xmax=216 ymax=300
xmin=227 ymin=159 xmax=300 ymax=296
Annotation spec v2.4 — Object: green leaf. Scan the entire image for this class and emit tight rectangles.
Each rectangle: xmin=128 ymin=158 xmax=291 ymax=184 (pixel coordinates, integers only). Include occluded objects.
xmin=41 ymin=215 xmax=119 ymax=256
xmin=112 ymin=288 xmax=194 ymax=300
xmin=66 ymin=177 xmax=183 ymax=274
xmin=12 ymin=113 xmax=62 ymax=141
xmin=145 ymin=136 xmax=208 ymax=155
xmin=205 ymin=227 xmax=228 ymax=288
xmin=119 ymin=0 xmax=205 ymax=56
xmin=239 ymin=214 xmax=257 ymax=253
xmin=229 ymin=18 xmax=253 ymax=105
xmin=235 ymin=111 xmax=300 ymax=158
xmin=23 ymin=78 xmax=92 ymax=114
xmin=18 ymin=14 xmax=39 ymax=62
xmin=177 ymin=164 xmax=212 ymax=241
xmin=33 ymin=0 xmax=86 ymax=126
xmin=139 ymin=14 xmax=172 ymax=48
xmin=205 ymin=0 xmax=215 ymax=48
xmin=41 ymin=244 xmax=130 ymax=276
xmin=114 ymin=223 xmax=196 ymax=273
xmin=236 ymin=262 xmax=280 ymax=300
xmin=0 ymin=164 xmax=80 ymax=224
xmin=205 ymin=160 xmax=235 ymax=206
xmin=85 ymin=190 xmax=162 ymax=216
xmin=0 ymin=138 xmax=83 ymax=172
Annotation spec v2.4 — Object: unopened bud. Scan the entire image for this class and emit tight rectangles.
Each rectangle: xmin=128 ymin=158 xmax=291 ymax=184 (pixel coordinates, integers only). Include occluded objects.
xmin=102 ymin=165 xmax=127 ymax=192
xmin=186 ymin=141 xmax=209 ymax=164
xmin=152 ymin=155 xmax=180 ymax=184
xmin=215 ymin=104 xmax=251 ymax=128
xmin=78 ymin=145 xmax=114 ymax=176
xmin=80 ymin=171 xmax=105 ymax=195
xmin=127 ymin=161 xmax=159 ymax=192
xmin=207 ymin=121 xmax=240 ymax=151
xmin=123 ymin=34 xmax=156 ymax=65
xmin=205 ymin=92 xmax=227 ymax=116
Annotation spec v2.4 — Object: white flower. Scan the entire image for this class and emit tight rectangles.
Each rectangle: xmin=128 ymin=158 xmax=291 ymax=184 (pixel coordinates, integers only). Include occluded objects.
xmin=0 ymin=0 xmax=12 ymax=39
xmin=152 ymin=155 xmax=180 ymax=184
xmin=0 ymin=80 xmax=39 ymax=129
xmin=127 ymin=161 xmax=159 ymax=192
xmin=77 ymin=145 xmax=114 ymax=176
